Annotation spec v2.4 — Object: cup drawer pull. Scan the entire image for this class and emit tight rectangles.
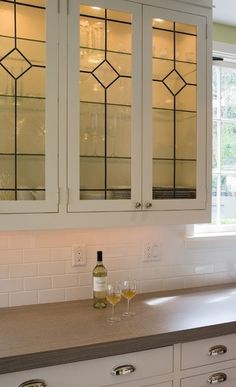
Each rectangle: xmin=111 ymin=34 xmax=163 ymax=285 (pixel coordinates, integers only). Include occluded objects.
xmin=207 ymin=372 xmax=227 ymax=384
xmin=208 ymin=345 xmax=227 ymax=356
xmin=112 ymin=364 xmax=136 ymax=376
xmin=19 ymin=379 xmax=47 ymax=387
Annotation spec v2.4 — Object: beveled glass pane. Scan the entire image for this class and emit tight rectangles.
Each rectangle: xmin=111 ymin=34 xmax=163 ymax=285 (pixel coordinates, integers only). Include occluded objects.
xmin=153 ymin=109 xmax=174 ymax=159
xmin=0 ymin=97 xmax=15 ymax=153
xmin=153 ymin=160 xmax=174 ymax=188
xmin=176 ymin=112 xmax=196 ymax=159
xmin=176 ymin=62 xmax=197 ymax=84
xmin=107 ymin=158 xmax=131 ymax=189
xmin=17 ymin=155 xmax=45 ymax=189
xmin=107 ymin=52 xmax=131 ymax=76
xmin=0 ymin=67 xmax=14 ymax=96
xmin=107 ymin=77 xmax=131 ymax=106
xmin=80 ymin=102 xmax=105 ymax=157
xmin=80 ymin=190 xmax=105 ymax=200
xmin=152 ymin=81 xmax=174 ymax=109
xmin=0 ymin=2 xmax=14 ymax=36
xmin=0 ymin=156 xmax=15 ymax=188
xmin=0 ymin=36 xmax=14 ymax=60
xmin=21 ymin=67 xmax=45 ymax=98
xmin=212 ymin=121 xmax=218 ymax=170
xmin=175 ymin=23 xmax=197 ymax=35
xmin=16 ymin=4 xmax=45 ymax=41
xmin=80 ymin=5 xmax=105 ymax=19
xmin=152 ymin=19 xmax=173 ymax=30
xmin=93 ymin=61 xmax=118 ymax=88
xmin=107 ymin=21 xmax=131 ymax=53
xmin=164 ymin=70 xmax=185 ymax=95
xmin=152 ymin=58 xmax=174 ymax=80
xmin=0 ymin=191 xmax=15 ymax=200
xmin=17 ymin=39 xmax=45 ymax=66
xmin=220 ymin=175 xmax=236 ymax=223
xmin=17 ymin=98 xmax=45 ymax=154
xmin=220 ymin=66 xmax=236 ymax=119
xmin=176 ymin=85 xmax=196 ymax=111
xmin=80 ymin=157 xmax=105 ymax=189
xmin=80 ymin=17 xmax=105 ymax=50
xmin=80 ymin=73 xmax=104 ymax=103
xmin=80 ymin=49 xmax=104 ymax=72
xmin=176 ymin=33 xmax=196 ymax=63
xmin=107 ymin=105 xmax=131 ymax=158
xmin=176 ymin=160 xmax=196 ymax=188
xmin=1 ymin=49 xmax=31 ymax=79
xmin=221 ymin=122 xmax=236 ymax=170
xmin=107 ymin=10 xmax=131 ymax=23
xmin=153 ymin=30 xmax=174 ymax=59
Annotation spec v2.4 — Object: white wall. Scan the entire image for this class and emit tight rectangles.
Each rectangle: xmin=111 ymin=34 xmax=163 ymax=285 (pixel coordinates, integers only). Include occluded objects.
xmin=0 ymin=226 xmax=235 ymax=308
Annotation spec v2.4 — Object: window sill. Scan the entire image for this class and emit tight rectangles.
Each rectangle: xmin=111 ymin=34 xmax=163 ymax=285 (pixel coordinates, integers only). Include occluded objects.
xmin=184 ymin=232 xmax=236 ymax=249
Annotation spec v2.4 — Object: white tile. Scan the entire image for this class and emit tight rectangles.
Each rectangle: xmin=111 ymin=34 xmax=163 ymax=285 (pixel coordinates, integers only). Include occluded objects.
xmin=0 ymin=293 xmax=9 ymax=308
xmin=0 ymin=278 xmax=23 ymax=292
xmin=66 ymin=286 xmax=92 ymax=301
xmin=194 ymin=264 xmax=214 ymax=275
xmin=10 ymin=291 xmax=38 ymax=307
xmin=52 ymin=274 xmax=79 ymax=288
xmin=23 ymin=248 xmax=51 ymax=263
xmin=0 ymin=250 xmax=23 ymax=264
xmin=38 ymin=289 xmax=65 ymax=304
xmin=163 ymin=277 xmax=186 ymax=290
xmin=79 ymin=272 xmax=92 ymax=286
xmin=24 ymin=277 xmax=52 ymax=291
xmin=38 ymin=262 xmax=65 ymax=276
xmin=0 ymin=265 xmax=9 ymax=279
xmin=51 ymin=247 xmax=71 ymax=261
xmin=0 ymin=237 xmax=9 ymax=250
xmin=8 ymin=233 xmax=35 ymax=249
xmin=9 ymin=263 xmax=37 ymax=278
xmin=140 ymin=279 xmax=164 ymax=293
xmin=65 ymin=259 xmax=93 ymax=274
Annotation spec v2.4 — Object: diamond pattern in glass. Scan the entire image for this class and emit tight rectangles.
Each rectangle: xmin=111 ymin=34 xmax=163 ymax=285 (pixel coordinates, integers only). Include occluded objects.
xmin=163 ymin=70 xmax=186 ymax=95
xmin=93 ymin=60 xmax=119 ymax=88
xmin=1 ymin=49 xmax=31 ymax=79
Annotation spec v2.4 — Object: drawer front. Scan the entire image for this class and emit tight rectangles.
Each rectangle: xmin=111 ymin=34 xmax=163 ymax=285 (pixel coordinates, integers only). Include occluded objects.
xmin=0 ymin=346 xmax=173 ymax=387
xmin=181 ymin=366 xmax=236 ymax=387
xmin=181 ymin=333 xmax=236 ymax=369
xmin=109 ymin=381 xmax=173 ymax=387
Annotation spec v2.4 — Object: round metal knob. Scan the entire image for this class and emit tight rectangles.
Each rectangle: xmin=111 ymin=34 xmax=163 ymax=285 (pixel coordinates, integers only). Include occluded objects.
xmin=135 ymin=202 xmax=142 ymax=209
xmin=207 ymin=373 xmax=227 ymax=384
xmin=145 ymin=202 xmax=152 ymax=208
xmin=112 ymin=364 xmax=136 ymax=376
xmin=208 ymin=345 xmax=227 ymax=356
xmin=19 ymin=380 xmax=47 ymax=387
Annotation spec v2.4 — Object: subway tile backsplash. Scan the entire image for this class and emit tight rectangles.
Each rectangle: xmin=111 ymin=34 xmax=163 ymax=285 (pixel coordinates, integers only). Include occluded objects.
xmin=0 ymin=225 xmax=235 ymax=307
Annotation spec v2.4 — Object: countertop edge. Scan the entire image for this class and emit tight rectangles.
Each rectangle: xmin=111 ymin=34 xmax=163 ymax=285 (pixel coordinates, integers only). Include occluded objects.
xmin=2 ymin=321 xmax=236 ymax=375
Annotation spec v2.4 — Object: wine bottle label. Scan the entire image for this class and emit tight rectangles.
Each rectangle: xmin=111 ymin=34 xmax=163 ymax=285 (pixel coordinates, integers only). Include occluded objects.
xmin=93 ymin=277 xmax=107 ymax=292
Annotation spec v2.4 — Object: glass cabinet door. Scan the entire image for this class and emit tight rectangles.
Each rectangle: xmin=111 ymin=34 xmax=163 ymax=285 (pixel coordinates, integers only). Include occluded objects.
xmin=142 ymin=6 xmax=207 ymax=211
xmin=68 ymin=0 xmax=142 ymax=212
xmin=0 ymin=0 xmax=58 ymax=213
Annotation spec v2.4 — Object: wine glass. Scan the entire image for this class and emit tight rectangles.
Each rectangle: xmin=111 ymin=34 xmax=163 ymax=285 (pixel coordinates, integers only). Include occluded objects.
xmin=121 ymin=280 xmax=137 ymax=317
xmin=106 ymin=283 xmax=122 ymax=324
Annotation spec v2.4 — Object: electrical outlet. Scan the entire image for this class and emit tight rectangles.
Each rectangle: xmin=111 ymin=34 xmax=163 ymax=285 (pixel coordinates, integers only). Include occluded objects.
xmin=143 ymin=243 xmax=161 ymax=262
xmin=72 ymin=244 xmax=86 ymax=266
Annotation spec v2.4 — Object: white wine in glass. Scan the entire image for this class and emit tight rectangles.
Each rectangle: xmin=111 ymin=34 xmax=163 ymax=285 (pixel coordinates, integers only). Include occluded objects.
xmin=121 ymin=280 xmax=137 ymax=317
xmin=106 ymin=283 xmax=122 ymax=323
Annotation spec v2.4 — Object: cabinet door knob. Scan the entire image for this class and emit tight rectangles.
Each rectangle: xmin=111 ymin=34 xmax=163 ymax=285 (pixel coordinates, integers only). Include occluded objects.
xmin=111 ymin=364 xmax=136 ymax=376
xmin=145 ymin=202 xmax=152 ymax=208
xmin=207 ymin=372 xmax=227 ymax=384
xmin=208 ymin=345 xmax=227 ymax=356
xmin=135 ymin=202 xmax=142 ymax=209
xmin=19 ymin=380 xmax=47 ymax=387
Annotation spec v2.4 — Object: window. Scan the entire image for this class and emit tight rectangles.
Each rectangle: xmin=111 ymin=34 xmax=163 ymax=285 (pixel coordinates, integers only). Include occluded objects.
xmin=195 ymin=43 xmax=236 ymax=235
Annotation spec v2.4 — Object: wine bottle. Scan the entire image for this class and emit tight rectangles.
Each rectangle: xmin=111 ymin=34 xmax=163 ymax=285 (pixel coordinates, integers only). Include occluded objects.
xmin=93 ymin=251 xmax=107 ymax=309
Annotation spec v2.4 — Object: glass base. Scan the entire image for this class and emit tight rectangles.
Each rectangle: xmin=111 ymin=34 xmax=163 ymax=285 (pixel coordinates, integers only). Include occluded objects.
xmin=107 ymin=316 xmax=121 ymax=324
xmin=122 ymin=311 xmax=136 ymax=317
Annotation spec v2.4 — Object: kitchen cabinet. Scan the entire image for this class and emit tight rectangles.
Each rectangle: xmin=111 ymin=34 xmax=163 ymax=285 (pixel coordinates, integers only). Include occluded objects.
xmin=0 ymin=0 xmax=212 ymax=230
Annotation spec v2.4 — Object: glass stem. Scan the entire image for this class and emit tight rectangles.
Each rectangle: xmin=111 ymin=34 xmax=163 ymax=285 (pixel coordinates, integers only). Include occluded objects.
xmin=127 ymin=299 xmax=130 ymax=314
xmin=111 ymin=304 xmax=115 ymax=320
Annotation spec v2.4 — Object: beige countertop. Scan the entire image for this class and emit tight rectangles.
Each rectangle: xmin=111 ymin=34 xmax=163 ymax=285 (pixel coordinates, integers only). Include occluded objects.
xmin=1 ymin=284 xmax=236 ymax=374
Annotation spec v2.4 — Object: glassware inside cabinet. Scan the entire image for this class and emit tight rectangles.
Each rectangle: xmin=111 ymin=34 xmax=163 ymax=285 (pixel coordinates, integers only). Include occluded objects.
xmin=79 ymin=5 xmax=132 ymax=201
